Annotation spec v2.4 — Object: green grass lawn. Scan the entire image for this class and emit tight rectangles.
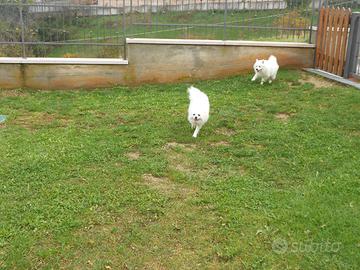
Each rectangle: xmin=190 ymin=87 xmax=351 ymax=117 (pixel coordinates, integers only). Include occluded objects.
xmin=1 ymin=70 xmax=360 ymax=269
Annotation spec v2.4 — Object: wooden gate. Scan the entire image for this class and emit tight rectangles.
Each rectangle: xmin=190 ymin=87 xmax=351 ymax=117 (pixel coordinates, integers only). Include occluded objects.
xmin=315 ymin=7 xmax=351 ymax=76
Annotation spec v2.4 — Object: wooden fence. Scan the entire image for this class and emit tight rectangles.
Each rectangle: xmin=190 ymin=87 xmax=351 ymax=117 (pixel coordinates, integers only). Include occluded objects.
xmin=315 ymin=7 xmax=351 ymax=76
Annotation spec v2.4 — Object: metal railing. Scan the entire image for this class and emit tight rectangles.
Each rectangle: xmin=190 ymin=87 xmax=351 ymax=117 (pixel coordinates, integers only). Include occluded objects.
xmin=0 ymin=0 xmax=358 ymax=58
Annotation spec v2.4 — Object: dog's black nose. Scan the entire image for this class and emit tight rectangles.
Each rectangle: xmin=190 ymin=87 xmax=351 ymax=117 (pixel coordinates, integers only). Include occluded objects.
xmin=195 ymin=116 xmax=198 ymax=120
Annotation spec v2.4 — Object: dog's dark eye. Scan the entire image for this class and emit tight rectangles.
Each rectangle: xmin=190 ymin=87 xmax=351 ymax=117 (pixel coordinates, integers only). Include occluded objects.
xmin=193 ymin=114 xmax=195 ymax=116
xmin=198 ymin=114 xmax=200 ymax=116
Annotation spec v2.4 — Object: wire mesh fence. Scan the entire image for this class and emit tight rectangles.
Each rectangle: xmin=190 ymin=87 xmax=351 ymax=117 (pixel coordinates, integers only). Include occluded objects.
xmin=0 ymin=0 xmax=358 ymax=58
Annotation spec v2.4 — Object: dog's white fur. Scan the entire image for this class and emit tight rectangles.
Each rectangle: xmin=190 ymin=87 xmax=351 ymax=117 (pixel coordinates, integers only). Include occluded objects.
xmin=187 ymin=86 xmax=210 ymax=138
xmin=251 ymin=55 xmax=279 ymax=85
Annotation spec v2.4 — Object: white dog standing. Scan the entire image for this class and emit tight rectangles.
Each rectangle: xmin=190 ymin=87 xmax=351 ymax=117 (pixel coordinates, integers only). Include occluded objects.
xmin=187 ymin=86 xmax=210 ymax=138
xmin=251 ymin=55 xmax=279 ymax=85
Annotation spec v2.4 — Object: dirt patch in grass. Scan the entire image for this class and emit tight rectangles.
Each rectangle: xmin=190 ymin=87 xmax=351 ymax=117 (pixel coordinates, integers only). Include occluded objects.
xmin=164 ymin=142 xmax=195 ymax=152
xmin=12 ymin=112 xmax=71 ymax=129
xmin=67 ymin=208 xmax=141 ymax=269
xmin=143 ymin=174 xmax=168 ymax=188
xmin=237 ymin=166 xmax=247 ymax=176
xmin=116 ymin=116 xmax=126 ymax=125
xmin=126 ymin=151 xmax=141 ymax=160
xmin=164 ymin=142 xmax=194 ymax=173
xmin=92 ymin=111 xmax=108 ymax=119
xmin=215 ymin=128 xmax=236 ymax=136
xmin=143 ymin=174 xmax=195 ymax=197
xmin=246 ymin=143 xmax=265 ymax=150
xmin=201 ymin=164 xmax=247 ymax=178
xmin=136 ymin=200 xmax=218 ymax=268
xmin=0 ymin=90 xmax=28 ymax=97
xmin=114 ymin=162 xmax=122 ymax=167
xmin=318 ymin=104 xmax=330 ymax=110
xmin=210 ymin=141 xmax=230 ymax=147
xmin=275 ymin=112 xmax=295 ymax=122
xmin=133 ymin=172 xmax=217 ymax=268
xmin=174 ymin=162 xmax=191 ymax=173
xmin=109 ymin=115 xmax=127 ymax=128
xmin=350 ymin=131 xmax=360 ymax=137
xmin=169 ymin=152 xmax=192 ymax=173
xmin=299 ymin=74 xmax=337 ymax=88
xmin=13 ymin=112 xmax=55 ymax=129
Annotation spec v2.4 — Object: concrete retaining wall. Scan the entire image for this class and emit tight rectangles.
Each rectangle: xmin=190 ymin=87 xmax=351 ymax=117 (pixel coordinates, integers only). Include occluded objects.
xmin=0 ymin=38 xmax=315 ymax=89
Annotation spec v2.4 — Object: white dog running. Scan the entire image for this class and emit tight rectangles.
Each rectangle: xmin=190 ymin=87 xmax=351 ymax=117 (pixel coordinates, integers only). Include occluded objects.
xmin=251 ymin=55 xmax=279 ymax=85
xmin=187 ymin=86 xmax=210 ymax=138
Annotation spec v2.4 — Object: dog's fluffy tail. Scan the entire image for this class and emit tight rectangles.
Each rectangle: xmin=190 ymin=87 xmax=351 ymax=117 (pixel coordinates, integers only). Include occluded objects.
xmin=268 ymin=55 xmax=277 ymax=63
xmin=187 ymin=86 xmax=207 ymax=101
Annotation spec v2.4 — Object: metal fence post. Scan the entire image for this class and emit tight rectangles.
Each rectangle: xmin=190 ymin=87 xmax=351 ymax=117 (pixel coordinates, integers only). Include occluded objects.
xmin=312 ymin=0 xmax=324 ymax=66
xmin=309 ymin=0 xmax=316 ymax=43
xmin=130 ymin=0 xmax=133 ymax=26
xmin=224 ymin=0 xmax=227 ymax=40
xmin=19 ymin=0 xmax=26 ymax=58
xmin=123 ymin=0 xmax=127 ymax=59
xmin=344 ymin=13 xmax=360 ymax=78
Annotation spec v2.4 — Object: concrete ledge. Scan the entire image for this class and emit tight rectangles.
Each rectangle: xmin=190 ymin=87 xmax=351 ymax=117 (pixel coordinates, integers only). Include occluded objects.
xmin=0 ymin=57 xmax=128 ymax=65
xmin=303 ymin=68 xmax=360 ymax=90
xmin=126 ymin=38 xmax=315 ymax=48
